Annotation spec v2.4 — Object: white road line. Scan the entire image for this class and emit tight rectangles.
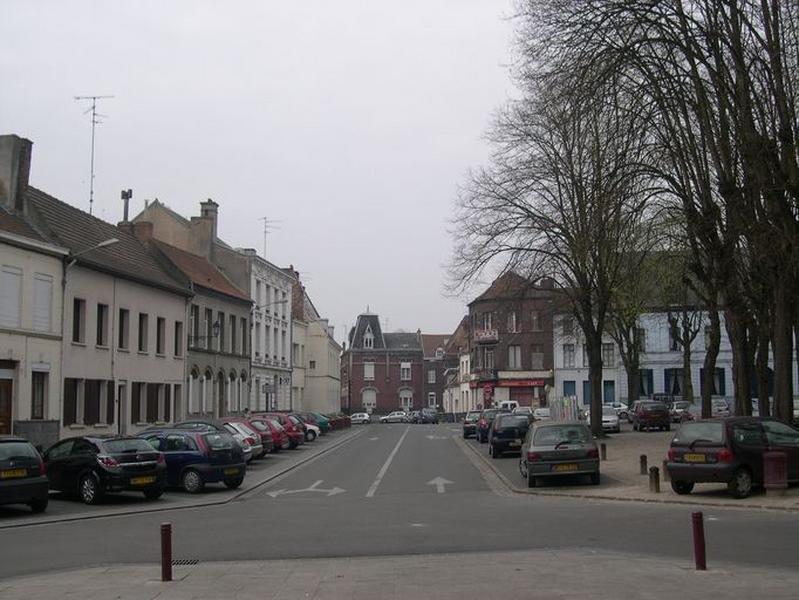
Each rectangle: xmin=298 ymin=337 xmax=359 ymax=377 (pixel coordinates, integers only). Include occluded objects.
xmin=366 ymin=425 xmax=410 ymax=498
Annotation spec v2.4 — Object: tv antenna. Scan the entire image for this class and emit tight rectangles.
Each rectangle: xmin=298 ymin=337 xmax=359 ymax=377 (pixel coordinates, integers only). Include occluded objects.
xmin=258 ymin=217 xmax=281 ymax=258
xmin=74 ymin=94 xmax=114 ymax=215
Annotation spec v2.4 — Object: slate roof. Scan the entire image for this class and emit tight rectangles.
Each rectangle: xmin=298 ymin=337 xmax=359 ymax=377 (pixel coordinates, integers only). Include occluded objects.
xmin=444 ymin=316 xmax=469 ymax=355
xmin=152 ymin=239 xmax=250 ymax=302
xmin=0 ymin=206 xmax=44 ymax=242
xmin=25 ymin=187 xmax=190 ymax=295
xmin=421 ymin=334 xmax=450 ymax=358
xmin=470 ymin=271 xmax=533 ymax=303
xmin=384 ymin=332 xmax=421 ymax=351
xmin=349 ymin=313 xmax=385 ymax=350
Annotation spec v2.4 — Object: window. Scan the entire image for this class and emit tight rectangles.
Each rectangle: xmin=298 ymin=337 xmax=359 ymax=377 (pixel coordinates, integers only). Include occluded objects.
xmin=0 ymin=265 xmax=22 ymax=327
xmin=155 ymin=317 xmax=165 ymax=354
xmin=602 ymin=343 xmax=615 ymax=367
xmin=665 ymin=368 xmax=684 ymax=396
xmin=435 ymin=347 xmax=444 ymax=359
xmin=95 ymin=304 xmax=109 ymax=346
xmin=118 ymin=308 xmax=130 ymax=349
xmin=241 ymin=318 xmax=248 ymax=354
xmin=531 ymin=344 xmax=544 ymax=369
xmin=401 ymin=362 xmax=411 ymax=381
xmin=31 ymin=372 xmax=46 ymax=419
xmin=428 ymin=392 xmax=436 ymax=407
xmin=364 ymin=325 xmax=374 ymax=349
xmin=763 ymin=421 xmax=799 ymax=445
xmin=189 ymin=304 xmax=199 ymax=348
xmin=229 ymin=315 xmax=237 ymax=355
xmin=32 ymin=273 xmax=53 ymax=332
xmin=484 ymin=348 xmax=494 ymax=370
xmin=428 ymin=369 xmax=436 ymax=383
xmin=507 ymin=311 xmax=517 ymax=333
xmin=400 ymin=389 xmax=413 ymax=410
xmin=255 ymin=280 xmax=262 ymax=307
xmin=217 ymin=311 xmax=225 ymax=351
xmin=204 ymin=308 xmax=213 ymax=349
xmin=639 ymin=369 xmax=654 ymax=396
xmin=362 ymin=389 xmax=377 ymax=412
xmin=174 ymin=321 xmax=184 ymax=357
xmin=562 ymin=317 xmax=574 ymax=336
xmin=310 ymin=360 xmax=317 ymax=370
xmin=364 ymin=362 xmax=375 ymax=380
xmin=281 ymin=291 xmax=287 ymax=319
xmin=138 ymin=313 xmax=149 ymax=352
xmin=482 ymin=312 xmax=493 ymax=330
xmin=508 ymin=345 xmax=522 ymax=369
xmin=254 ymin=323 xmax=262 ymax=358
xmin=72 ymin=298 xmax=86 ymax=343
xmin=563 ymin=344 xmax=575 ymax=368
xmin=530 ymin=310 xmax=541 ymax=331
xmin=63 ymin=378 xmax=79 ymax=426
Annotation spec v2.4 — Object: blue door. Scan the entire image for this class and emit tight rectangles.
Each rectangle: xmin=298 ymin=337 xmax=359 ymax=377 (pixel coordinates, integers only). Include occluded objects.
xmin=563 ymin=381 xmax=576 ymax=397
xmin=603 ymin=380 xmax=615 ymax=404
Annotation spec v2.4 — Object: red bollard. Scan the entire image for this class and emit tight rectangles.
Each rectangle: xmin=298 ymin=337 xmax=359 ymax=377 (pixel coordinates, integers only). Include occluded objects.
xmin=161 ymin=522 xmax=173 ymax=582
xmin=691 ymin=512 xmax=706 ymax=571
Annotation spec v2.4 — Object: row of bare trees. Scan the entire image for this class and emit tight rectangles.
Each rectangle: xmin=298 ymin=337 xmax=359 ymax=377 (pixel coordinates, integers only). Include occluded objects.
xmin=450 ymin=0 xmax=799 ymax=435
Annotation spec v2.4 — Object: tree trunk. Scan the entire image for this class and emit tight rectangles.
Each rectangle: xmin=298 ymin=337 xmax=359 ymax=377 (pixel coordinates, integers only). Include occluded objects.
xmin=587 ymin=338 xmax=604 ymax=438
xmin=772 ymin=284 xmax=794 ymax=422
xmin=701 ymin=310 xmax=720 ymax=419
xmin=756 ymin=322 xmax=771 ymax=418
xmin=626 ymin=363 xmax=640 ymax=407
xmin=725 ymin=308 xmax=752 ymax=416
xmin=681 ymin=313 xmax=694 ymax=404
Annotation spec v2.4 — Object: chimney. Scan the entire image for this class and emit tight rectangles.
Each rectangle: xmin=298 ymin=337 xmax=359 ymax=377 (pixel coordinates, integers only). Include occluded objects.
xmin=200 ymin=198 xmax=219 ymax=240
xmin=0 ymin=134 xmax=33 ymax=214
xmin=121 ymin=189 xmax=133 ymax=222
xmin=132 ymin=221 xmax=154 ymax=242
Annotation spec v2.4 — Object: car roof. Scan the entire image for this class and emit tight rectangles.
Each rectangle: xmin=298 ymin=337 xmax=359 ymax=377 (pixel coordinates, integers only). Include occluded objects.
xmin=533 ymin=420 xmax=586 ymax=428
xmin=0 ymin=436 xmax=34 ymax=444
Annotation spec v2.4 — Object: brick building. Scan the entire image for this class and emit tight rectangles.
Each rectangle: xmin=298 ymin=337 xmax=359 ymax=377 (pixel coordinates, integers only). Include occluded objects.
xmin=421 ymin=334 xmax=457 ymax=411
xmin=341 ymin=312 xmax=424 ymax=414
xmin=468 ymin=272 xmax=556 ymax=408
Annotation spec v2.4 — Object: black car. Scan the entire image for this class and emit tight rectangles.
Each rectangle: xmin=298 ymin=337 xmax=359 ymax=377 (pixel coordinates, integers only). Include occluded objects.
xmin=476 ymin=409 xmax=509 ymax=443
xmin=666 ymin=417 xmax=799 ymax=498
xmin=419 ymin=407 xmax=440 ymax=424
xmin=488 ymin=414 xmax=531 ymax=458
xmin=0 ymin=436 xmax=49 ymax=513
xmin=462 ymin=411 xmax=481 ymax=439
xmin=43 ymin=435 xmax=166 ymax=504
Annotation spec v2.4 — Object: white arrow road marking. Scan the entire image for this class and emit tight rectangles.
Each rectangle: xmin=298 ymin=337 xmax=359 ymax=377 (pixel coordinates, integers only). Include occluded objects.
xmin=369 ymin=437 xmax=379 ymax=441
xmin=426 ymin=435 xmax=449 ymax=440
xmin=427 ymin=477 xmax=453 ymax=493
xmin=267 ymin=480 xmax=346 ymax=498
xmin=366 ymin=425 xmax=410 ymax=498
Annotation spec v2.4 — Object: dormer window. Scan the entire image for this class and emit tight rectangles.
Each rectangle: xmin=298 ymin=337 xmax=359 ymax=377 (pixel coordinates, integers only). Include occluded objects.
xmin=435 ymin=348 xmax=444 ymax=359
xmin=364 ymin=325 xmax=374 ymax=349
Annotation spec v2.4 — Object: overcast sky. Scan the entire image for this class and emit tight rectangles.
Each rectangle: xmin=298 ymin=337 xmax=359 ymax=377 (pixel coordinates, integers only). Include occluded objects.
xmin=1 ymin=1 xmax=515 ymax=343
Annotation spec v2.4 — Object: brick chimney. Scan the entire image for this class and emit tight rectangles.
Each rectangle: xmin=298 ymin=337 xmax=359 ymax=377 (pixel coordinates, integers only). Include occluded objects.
xmin=0 ymin=134 xmax=33 ymax=214
xmin=199 ymin=199 xmax=218 ymax=240
xmin=132 ymin=221 xmax=154 ymax=242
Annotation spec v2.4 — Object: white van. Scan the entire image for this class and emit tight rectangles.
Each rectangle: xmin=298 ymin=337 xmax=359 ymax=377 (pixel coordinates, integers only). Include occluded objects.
xmin=499 ymin=400 xmax=519 ymax=412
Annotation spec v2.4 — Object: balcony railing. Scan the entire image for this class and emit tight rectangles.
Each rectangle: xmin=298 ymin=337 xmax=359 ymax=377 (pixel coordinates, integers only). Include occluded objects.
xmin=473 ymin=329 xmax=499 ymax=343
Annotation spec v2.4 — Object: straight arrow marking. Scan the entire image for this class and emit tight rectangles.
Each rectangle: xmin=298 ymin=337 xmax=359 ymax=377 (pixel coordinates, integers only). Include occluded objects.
xmin=427 ymin=477 xmax=453 ymax=493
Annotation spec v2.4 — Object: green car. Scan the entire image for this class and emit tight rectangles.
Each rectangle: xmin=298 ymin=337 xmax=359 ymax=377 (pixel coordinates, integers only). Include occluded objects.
xmin=309 ymin=413 xmax=331 ymax=434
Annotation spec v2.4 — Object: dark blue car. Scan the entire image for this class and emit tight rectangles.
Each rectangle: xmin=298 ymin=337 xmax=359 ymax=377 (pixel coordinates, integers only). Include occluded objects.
xmin=139 ymin=429 xmax=246 ymax=494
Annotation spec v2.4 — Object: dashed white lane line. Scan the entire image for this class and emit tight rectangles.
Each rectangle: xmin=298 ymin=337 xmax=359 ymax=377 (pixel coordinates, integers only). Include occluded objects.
xmin=366 ymin=425 xmax=410 ymax=498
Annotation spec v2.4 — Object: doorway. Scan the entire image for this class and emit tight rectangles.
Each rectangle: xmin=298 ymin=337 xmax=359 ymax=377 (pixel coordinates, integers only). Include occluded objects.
xmin=0 ymin=379 xmax=12 ymax=434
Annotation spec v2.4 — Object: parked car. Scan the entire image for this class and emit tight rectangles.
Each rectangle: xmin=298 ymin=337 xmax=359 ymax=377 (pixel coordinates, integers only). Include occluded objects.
xmin=419 ymin=407 xmax=439 ymax=424
xmin=298 ymin=413 xmax=328 ymax=436
xmin=170 ymin=419 xmax=254 ymax=463
xmin=601 ymin=406 xmax=621 ymax=433
xmin=488 ymin=414 xmax=531 ymax=458
xmin=380 ymin=411 xmax=409 ymax=424
xmin=350 ymin=412 xmax=371 ymax=425
xmin=43 ymin=435 xmax=166 ymax=504
xmin=476 ymin=409 xmax=508 ymax=443
xmin=606 ymin=402 xmax=629 ymax=420
xmin=667 ymin=401 xmax=692 ymax=422
xmin=309 ymin=413 xmax=332 ymax=434
xmin=513 ymin=407 xmax=533 ymax=416
xmin=462 ymin=411 xmax=481 ymax=438
xmin=666 ymin=417 xmax=799 ymax=498
xmin=226 ymin=417 xmax=274 ymax=455
xmin=299 ymin=419 xmax=321 ymax=442
xmin=140 ymin=429 xmax=246 ymax=493
xmin=408 ymin=410 xmax=421 ymax=423
xmin=223 ymin=421 xmax=265 ymax=459
xmin=249 ymin=417 xmax=290 ymax=451
xmin=712 ymin=399 xmax=731 ymax=417
xmin=518 ymin=422 xmax=600 ymax=488
xmin=632 ymin=401 xmax=671 ymax=431
xmin=532 ymin=408 xmax=551 ymax=421
xmin=0 ymin=436 xmax=49 ymax=513
xmin=256 ymin=413 xmax=305 ymax=448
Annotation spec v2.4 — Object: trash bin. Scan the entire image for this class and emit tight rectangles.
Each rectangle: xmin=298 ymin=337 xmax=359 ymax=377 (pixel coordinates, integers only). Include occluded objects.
xmin=763 ymin=451 xmax=787 ymax=493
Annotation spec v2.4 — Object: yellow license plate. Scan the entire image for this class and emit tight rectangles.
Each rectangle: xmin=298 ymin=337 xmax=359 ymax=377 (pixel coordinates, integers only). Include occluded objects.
xmin=509 ymin=440 xmax=521 ymax=447
xmin=0 ymin=469 xmax=27 ymax=479
xmin=224 ymin=467 xmax=239 ymax=476
xmin=130 ymin=476 xmax=156 ymax=486
xmin=553 ymin=463 xmax=578 ymax=472
xmin=683 ymin=453 xmax=706 ymax=463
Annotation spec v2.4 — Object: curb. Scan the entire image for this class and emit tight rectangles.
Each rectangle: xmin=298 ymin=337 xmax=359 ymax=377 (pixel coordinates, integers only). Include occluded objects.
xmin=460 ymin=436 xmax=799 ymax=513
xmin=0 ymin=428 xmax=365 ymax=530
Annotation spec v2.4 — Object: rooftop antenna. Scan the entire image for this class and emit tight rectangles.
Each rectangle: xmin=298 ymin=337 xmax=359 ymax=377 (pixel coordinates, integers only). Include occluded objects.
xmin=75 ymin=94 xmax=114 ymax=215
xmin=258 ymin=217 xmax=281 ymax=258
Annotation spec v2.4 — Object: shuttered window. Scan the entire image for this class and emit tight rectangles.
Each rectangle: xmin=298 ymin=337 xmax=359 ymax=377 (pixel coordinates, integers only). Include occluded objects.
xmin=0 ymin=266 xmax=22 ymax=327
xmin=32 ymin=273 xmax=53 ymax=332
xmin=63 ymin=378 xmax=79 ymax=426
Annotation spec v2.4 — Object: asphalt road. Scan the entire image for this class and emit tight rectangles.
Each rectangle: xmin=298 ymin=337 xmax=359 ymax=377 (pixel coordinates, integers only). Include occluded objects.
xmin=1 ymin=423 xmax=798 ymax=580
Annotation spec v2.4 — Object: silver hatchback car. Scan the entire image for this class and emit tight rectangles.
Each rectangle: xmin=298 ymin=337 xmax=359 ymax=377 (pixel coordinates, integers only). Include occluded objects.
xmin=518 ymin=421 xmax=600 ymax=488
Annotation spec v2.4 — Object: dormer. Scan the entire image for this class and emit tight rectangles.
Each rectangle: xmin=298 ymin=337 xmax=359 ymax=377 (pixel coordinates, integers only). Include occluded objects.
xmin=364 ymin=325 xmax=374 ymax=349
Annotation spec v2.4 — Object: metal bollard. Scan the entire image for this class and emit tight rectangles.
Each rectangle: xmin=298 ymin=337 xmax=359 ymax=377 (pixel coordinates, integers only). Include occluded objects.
xmin=649 ymin=467 xmax=660 ymax=493
xmin=600 ymin=443 xmax=607 ymax=461
xmin=692 ymin=512 xmax=707 ymax=570
xmin=662 ymin=459 xmax=670 ymax=482
xmin=639 ymin=454 xmax=648 ymax=475
xmin=161 ymin=522 xmax=173 ymax=582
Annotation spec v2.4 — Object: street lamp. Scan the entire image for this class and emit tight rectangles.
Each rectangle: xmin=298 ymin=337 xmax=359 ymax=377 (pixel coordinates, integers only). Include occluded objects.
xmin=66 ymin=237 xmax=120 ymax=269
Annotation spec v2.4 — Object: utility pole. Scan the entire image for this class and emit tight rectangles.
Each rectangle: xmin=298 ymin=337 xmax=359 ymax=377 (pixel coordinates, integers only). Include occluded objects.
xmin=258 ymin=217 xmax=281 ymax=258
xmin=75 ymin=95 xmax=114 ymax=215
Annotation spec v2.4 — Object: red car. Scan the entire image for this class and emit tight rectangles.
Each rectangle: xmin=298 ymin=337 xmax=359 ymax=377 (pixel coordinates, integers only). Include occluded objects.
xmin=225 ymin=417 xmax=274 ymax=454
xmin=256 ymin=413 xmax=304 ymax=449
xmin=249 ymin=417 xmax=290 ymax=452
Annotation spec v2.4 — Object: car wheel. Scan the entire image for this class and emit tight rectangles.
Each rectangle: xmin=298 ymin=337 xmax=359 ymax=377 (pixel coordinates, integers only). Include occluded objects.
xmin=589 ymin=472 xmax=600 ymax=485
xmin=224 ymin=477 xmax=244 ymax=489
xmin=619 ymin=411 xmax=628 ymax=420
xmin=305 ymin=430 xmax=317 ymax=442
xmin=181 ymin=469 xmax=205 ymax=494
xmin=728 ymin=467 xmax=753 ymax=499
xmin=489 ymin=444 xmax=498 ymax=459
xmin=143 ymin=486 xmax=164 ymax=501
xmin=29 ymin=498 xmax=48 ymax=513
xmin=633 ymin=422 xmax=638 ymax=432
xmin=671 ymin=480 xmax=694 ymax=495
xmin=79 ymin=474 xmax=102 ymax=505
xmin=527 ymin=473 xmax=537 ymax=488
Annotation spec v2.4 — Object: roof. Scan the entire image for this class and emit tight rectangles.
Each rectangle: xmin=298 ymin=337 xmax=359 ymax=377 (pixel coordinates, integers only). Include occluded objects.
xmin=444 ymin=316 xmax=469 ymax=354
xmin=0 ymin=206 xmax=44 ymax=241
xmin=384 ymin=332 xmax=421 ymax=351
xmin=421 ymin=334 xmax=449 ymax=358
xmin=349 ymin=314 xmax=385 ymax=350
xmin=25 ymin=187 xmax=190 ymax=295
xmin=152 ymin=239 xmax=250 ymax=302
xmin=471 ymin=272 xmax=533 ymax=303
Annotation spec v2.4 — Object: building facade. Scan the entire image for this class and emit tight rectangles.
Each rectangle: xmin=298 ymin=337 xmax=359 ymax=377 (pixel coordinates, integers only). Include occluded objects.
xmin=421 ymin=334 xmax=456 ymax=411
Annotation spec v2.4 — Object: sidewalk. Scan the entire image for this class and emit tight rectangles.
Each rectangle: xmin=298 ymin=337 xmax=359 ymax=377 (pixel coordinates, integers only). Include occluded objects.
xmin=465 ymin=424 xmax=799 ymax=511
xmin=2 ymin=549 xmax=798 ymax=599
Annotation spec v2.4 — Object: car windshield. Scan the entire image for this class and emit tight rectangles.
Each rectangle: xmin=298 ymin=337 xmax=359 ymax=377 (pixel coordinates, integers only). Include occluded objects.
xmin=101 ymin=438 xmax=154 ymax=454
xmin=0 ymin=441 xmax=39 ymax=460
xmin=642 ymin=402 xmax=667 ymax=411
xmin=533 ymin=425 xmax=591 ymax=446
xmin=496 ymin=416 xmax=529 ymax=428
xmin=249 ymin=420 xmax=268 ymax=432
xmin=672 ymin=422 xmax=725 ymax=445
xmin=202 ymin=432 xmax=236 ymax=450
